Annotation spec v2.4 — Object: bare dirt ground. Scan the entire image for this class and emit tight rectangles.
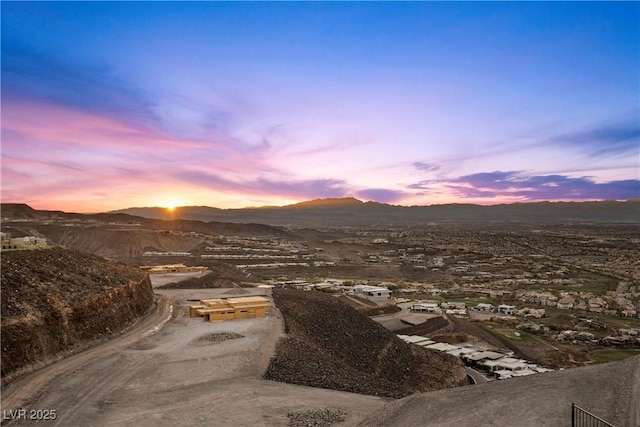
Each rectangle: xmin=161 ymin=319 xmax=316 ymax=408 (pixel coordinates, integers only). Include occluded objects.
xmin=0 ymin=286 xmax=387 ymax=426
xmin=359 ymin=355 xmax=640 ymax=427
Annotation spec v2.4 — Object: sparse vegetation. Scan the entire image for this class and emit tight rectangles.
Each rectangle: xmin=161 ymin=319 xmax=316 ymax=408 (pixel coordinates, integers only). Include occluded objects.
xmin=490 ymin=326 xmax=537 ymax=342
xmin=589 ymin=349 xmax=640 ymax=363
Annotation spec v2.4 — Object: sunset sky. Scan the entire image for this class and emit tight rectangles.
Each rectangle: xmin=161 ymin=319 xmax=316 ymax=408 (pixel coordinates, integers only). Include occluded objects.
xmin=2 ymin=2 xmax=638 ymax=212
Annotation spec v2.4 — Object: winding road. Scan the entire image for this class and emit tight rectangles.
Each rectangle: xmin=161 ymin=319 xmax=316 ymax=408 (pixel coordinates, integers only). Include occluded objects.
xmin=1 ymin=295 xmax=174 ymax=421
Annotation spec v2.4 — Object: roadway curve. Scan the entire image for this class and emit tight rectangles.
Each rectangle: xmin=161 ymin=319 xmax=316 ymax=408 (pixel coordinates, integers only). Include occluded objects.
xmin=1 ymin=295 xmax=174 ymax=419
xmin=465 ymin=367 xmax=488 ymax=384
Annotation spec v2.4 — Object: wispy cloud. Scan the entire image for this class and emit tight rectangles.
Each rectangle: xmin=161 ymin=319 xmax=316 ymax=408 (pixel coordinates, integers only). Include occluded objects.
xmin=441 ymin=171 xmax=640 ymax=201
xmin=176 ymin=169 xmax=347 ymax=199
xmin=407 ymin=180 xmax=438 ymax=191
xmin=413 ymin=162 xmax=440 ymax=172
xmin=1 ymin=41 xmax=267 ymax=155
xmin=550 ymin=119 xmax=640 ymax=157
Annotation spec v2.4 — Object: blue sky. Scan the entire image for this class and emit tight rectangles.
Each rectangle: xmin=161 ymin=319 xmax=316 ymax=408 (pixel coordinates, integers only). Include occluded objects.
xmin=2 ymin=1 xmax=638 ymax=211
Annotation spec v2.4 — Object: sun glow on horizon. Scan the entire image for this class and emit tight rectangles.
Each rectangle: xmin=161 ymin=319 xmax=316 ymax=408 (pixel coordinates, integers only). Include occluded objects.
xmin=161 ymin=200 xmax=179 ymax=212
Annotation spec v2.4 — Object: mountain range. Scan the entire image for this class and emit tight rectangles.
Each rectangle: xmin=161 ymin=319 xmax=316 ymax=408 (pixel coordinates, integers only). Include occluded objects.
xmin=2 ymin=198 xmax=638 ymax=227
xmin=109 ymin=197 xmax=639 ymax=226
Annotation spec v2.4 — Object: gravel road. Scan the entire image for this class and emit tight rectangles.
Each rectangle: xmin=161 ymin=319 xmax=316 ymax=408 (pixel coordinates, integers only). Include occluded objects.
xmin=0 ymin=288 xmax=387 ymax=426
xmin=1 ymin=294 xmax=173 ymax=415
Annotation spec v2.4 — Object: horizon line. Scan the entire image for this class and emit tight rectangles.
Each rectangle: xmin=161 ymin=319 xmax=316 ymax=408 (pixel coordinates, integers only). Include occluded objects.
xmin=3 ymin=196 xmax=639 ymax=216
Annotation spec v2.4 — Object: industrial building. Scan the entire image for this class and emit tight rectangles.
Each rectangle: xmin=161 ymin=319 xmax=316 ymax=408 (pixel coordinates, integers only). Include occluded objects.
xmin=190 ymin=296 xmax=270 ymax=322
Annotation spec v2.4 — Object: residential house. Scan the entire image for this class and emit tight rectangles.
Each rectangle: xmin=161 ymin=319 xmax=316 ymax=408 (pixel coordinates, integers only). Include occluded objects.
xmin=411 ymin=302 xmax=441 ymax=313
xmin=351 ymin=284 xmax=393 ymax=299
xmin=557 ymin=297 xmax=575 ymax=310
xmin=474 ymin=303 xmax=494 ymax=312
xmin=497 ymin=305 xmax=517 ymax=315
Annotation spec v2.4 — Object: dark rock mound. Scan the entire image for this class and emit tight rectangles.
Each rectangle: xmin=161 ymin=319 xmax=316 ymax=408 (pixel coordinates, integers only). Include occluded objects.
xmin=1 ymin=247 xmax=154 ymax=383
xmin=264 ymin=289 xmax=467 ymax=398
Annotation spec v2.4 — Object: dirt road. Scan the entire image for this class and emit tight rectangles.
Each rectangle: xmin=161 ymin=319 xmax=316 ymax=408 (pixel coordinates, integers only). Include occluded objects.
xmin=1 ymin=288 xmax=387 ymax=426
xmin=1 ymin=295 xmax=173 ymax=412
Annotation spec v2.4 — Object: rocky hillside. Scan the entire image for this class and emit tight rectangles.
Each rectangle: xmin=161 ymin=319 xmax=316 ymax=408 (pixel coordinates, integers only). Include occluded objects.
xmin=264 ymin=289 xmax=467 ymax=398
xmin=1 ymin=248 xmax=154 ymax=383
xmin=39 ymin=226 xmax=204 ymax=262
xmin=1 ymin=204 xmax=292 ymax=263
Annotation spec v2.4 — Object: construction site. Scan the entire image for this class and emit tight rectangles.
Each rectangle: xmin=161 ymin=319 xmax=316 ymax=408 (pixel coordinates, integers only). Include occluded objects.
xmin=189 ymin=296 xmax=271 ymax=322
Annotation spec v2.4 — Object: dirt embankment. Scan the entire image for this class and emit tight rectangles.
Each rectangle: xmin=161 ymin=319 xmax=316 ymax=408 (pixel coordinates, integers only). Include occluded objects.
xmin=264 ymin=289 xmax=467 ymax=398
xmin=336 ymin=294 xmax=400 ymax=316
xmin=396 ymin=316 xmax=450 ymax=336
xmin=1 ymin=248 xmax=154 ymax=384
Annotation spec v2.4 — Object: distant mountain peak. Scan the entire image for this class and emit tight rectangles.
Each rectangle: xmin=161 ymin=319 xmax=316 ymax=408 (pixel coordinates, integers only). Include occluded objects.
xmin=286 ymin=197 xmax=365 ymax=208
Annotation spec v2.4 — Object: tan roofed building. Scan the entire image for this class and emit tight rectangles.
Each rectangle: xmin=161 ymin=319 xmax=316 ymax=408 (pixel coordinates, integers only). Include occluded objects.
xmin=190 ymin=296 xmax=271 ymax=322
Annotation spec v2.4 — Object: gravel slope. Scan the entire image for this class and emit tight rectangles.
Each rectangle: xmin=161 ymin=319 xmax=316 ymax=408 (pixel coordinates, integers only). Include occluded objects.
xmin=264 ymin=289 xmax=467 ymax=398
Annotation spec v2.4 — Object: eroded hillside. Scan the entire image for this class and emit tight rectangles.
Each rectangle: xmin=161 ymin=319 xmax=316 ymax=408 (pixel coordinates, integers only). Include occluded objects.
xmin=265 ymin=289 xmax=468 ymax=398
xmin=32 ymin=226 xmax=204 ymax=262
xmin=1 ymin=248 xmax=154 ymax=383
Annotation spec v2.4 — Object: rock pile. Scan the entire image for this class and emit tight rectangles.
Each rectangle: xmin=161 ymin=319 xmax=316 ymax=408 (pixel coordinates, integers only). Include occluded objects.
xmin=198 ymin=332 xmax=243 ymax=343
xmin=264 ymin=289 xmax=467 ymax=398
xmin=287 ymin=408 xmax=347 ymax=427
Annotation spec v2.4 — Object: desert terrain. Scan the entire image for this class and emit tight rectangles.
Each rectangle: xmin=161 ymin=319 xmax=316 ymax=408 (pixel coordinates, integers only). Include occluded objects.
xmin=1 ymin=284 xmax=391 ymax=426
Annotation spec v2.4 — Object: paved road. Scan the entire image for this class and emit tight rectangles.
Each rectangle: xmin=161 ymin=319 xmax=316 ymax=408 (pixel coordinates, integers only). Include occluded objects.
xmin=465 ymin=367 xmax=488 ymax=384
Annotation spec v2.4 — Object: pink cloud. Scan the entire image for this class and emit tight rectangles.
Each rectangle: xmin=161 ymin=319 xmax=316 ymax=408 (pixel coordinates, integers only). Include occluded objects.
xmin=1 ymin=99 xmax=351 ymax=211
